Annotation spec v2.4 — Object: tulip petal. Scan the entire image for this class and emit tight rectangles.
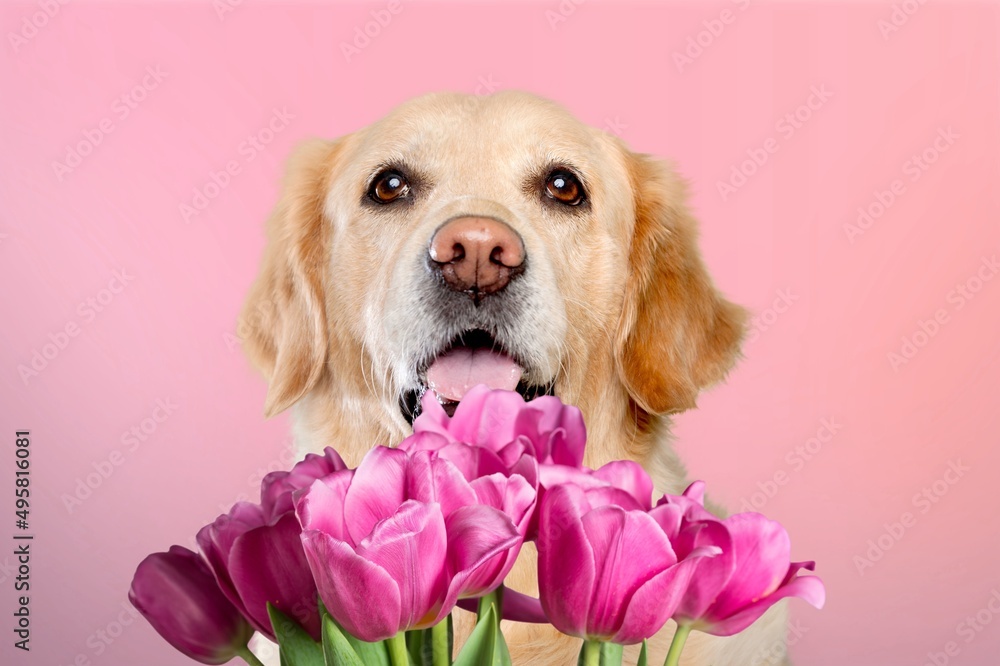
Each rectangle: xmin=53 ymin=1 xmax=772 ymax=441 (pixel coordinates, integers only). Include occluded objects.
xmin=354 ymin=500 xmax=449 ymax=631
xmin=261 ymin=447 xmax=347 ymax=519
xmin=537 ymin=485 xmax=596 ymax=639
xmin=129 ymin=546 xmax=254 ymax=665
xmin=683 ymin=480 xmax=706 ymax=505
xmin=434 ymin=440 xmax=482 ymax=479
xmin=413 ymin=390 xmax=457 ymax=439
xmin=294 ymin=470 xmax=354 ymax=542
xmin=228 ymin=513 xmax=320 ymax=640
xmin=471 ymin=473 xmax=537 ymax=533
xmin=613 ymin=545 xmax=720 ymax=644
xmin=708 ymin=513 xmax=792 ymax=620
xmin=668 ymin=519 xmax=735 ymax=622
xmin=592 ymin=461 xmax=654 ymax=509
xmin=444 ymin=504 xmax=522 ymax=601
xmin=398 ymin=430 xmax=451 ymax=455
xmin=405 ymin=452 xmax=478 ymax=517
xmin=514 ymin=395 xmax=587 ymax=466
xmin=300 ymin=529 xmax=402 ymax=642
xmin=694 ymin=572 xmax=826 ymax=636
xmin=580 ymin=506 xmax=677 ymax=639
xmin=457 ymin=587 xmax=550 ymax=624
xmin=450 ymin=385 xmax=525 ymax=447
xmin=344 ymin=446 xmax=409 ymax=544
xmin=196 ymin=503 xmax=266 ymax=617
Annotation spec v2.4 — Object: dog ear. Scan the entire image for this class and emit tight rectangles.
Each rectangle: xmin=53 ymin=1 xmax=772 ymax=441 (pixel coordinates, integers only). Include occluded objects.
xmin=615 ymin=152 xmax=747 ymax=415
xmin=240 ymin=138 xmax=342 ymax=417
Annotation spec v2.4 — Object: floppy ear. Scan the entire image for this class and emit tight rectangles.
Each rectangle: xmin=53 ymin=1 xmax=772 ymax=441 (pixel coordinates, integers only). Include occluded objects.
xmin=615 ymin=152 xmax=748 ymax=415
xmin=240 ymin=138 xmax=342 ymax=417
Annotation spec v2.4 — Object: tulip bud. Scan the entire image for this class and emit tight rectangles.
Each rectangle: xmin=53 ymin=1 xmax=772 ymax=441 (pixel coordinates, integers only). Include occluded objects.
xmin=129 ymin=546 xmax=254 ymax=664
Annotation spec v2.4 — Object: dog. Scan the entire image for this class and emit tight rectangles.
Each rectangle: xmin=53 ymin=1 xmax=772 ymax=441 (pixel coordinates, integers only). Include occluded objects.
xmin=240 ymin=91 xmax=790 ymax=665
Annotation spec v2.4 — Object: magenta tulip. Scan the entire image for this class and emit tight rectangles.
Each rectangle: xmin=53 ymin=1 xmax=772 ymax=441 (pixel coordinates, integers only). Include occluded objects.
xmin=260 ymin=447 xmax=347 ymax=518
xmin=669 ymin=510 xmax=826 ymax=636
xmin=296 ymin=445 xmax=525 ymax=642
xmin=411 ymin=384 xmax=586 ymax=467
xmin=537 ymin=483 xmax=721 ymax=645
xmin=129 ymin=546 xmax=254 ymax=664
xmin=537 ymin=459 xmax=655 ymax=508
xmin=197 ymin=447 xmax=347 ymax=640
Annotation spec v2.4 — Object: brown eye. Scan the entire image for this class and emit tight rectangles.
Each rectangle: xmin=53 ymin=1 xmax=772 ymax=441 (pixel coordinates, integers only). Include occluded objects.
xmin=369 ymin=170 xmax=409 ymax=203
xmin=544 ymin=170 xmax=585 ymax=206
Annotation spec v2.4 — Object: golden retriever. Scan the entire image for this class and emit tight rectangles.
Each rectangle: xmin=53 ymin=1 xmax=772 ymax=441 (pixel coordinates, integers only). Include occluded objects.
xmin=240 ymin=91 xmax=789 ymax=665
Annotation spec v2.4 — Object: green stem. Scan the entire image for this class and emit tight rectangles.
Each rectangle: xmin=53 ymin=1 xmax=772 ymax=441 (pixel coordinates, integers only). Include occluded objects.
xmin=431 ymin=620 xmax=450 ymax=666
xmin=581 ymin=639 xmax=603 ymax=666
xmin=235 ymin=645 xmax=267 ymax=666
xmin=663 ymin=625 xmax=692 ymax=666
xmin=477 ymin=585 xmax=505 ymax=621
xmin=387 ymin=632 xmax=410 ymax=666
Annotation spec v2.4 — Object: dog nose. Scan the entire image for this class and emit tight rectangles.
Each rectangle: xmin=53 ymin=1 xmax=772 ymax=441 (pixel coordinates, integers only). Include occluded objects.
xmin=429 ymin=217 xmax=525 ymax=297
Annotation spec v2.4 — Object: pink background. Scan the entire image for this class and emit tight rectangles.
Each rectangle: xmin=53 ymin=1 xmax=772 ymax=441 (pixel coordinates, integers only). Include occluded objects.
xmin=2 ymin=1 xmax=999 ymax=664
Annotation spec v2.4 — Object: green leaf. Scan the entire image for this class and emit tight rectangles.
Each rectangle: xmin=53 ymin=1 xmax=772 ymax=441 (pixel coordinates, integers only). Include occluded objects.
xmin=267 ymin=603 xmax=323 ymax=666
xmin=346 ymin=631 xmax=390 ymax=666
xmin=321 ymin=615 xmax=366 ymax=666
xmin=637 ymin=640 xmax=648 ymax=666
xmin=452 ymin=603 xmax=512 ymax=666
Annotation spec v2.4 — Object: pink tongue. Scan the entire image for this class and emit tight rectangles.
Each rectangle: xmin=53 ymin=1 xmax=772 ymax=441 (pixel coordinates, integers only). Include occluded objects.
xmin=426 ymin=347 xmax=523 ymax=402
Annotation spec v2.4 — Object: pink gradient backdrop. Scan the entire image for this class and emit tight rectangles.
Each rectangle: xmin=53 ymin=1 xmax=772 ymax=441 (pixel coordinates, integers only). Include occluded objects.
xmin=2 ymin=1 xmax=998 ymax=664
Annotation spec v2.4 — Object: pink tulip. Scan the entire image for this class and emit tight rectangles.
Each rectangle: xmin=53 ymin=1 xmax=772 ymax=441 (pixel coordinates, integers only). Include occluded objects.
xmin=197 ymin=447 xmax=347 ymax=640
xmin=260 ymin=447 xmax=347 ymax=518
xmin=537 ymin=483 xmax=721 ymax=645
xmin=129 ymin=546 xmax=254 ymax=664
xmin=411 ymin=385 xmax=586 ymax=467
xmin=668 ymin=509 xmax=826 ymax=636
xmin=296 ymin=446 xmax=525 ymax=642
xmin=537 ymin=459 xmax=655 ymax=509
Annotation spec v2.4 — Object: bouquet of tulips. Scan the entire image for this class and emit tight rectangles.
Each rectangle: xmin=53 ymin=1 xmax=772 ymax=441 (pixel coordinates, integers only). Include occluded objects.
xmin=129 ymin=386 xmax=824 ymax=666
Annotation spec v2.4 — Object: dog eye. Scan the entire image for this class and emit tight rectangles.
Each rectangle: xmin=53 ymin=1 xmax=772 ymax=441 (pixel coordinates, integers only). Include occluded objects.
xmin=368 ymin=170 xmax=410 ymax=203
xmin=544 ymin=170 xmax=585 ymax=206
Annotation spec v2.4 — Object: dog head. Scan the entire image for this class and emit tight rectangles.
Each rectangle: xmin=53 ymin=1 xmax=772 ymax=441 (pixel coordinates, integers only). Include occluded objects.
xmin=240 ymin=91 xmax=745 ymax=447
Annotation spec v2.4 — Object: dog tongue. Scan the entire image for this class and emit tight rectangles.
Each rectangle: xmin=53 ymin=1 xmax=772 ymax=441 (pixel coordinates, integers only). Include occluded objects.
xmin=426 ymin=347 xmax=522 ymax=402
